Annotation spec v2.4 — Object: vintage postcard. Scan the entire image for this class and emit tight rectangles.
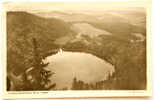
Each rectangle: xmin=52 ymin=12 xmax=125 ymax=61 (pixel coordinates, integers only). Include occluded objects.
xmin=1 ymin=0 xmax=152 ymax=99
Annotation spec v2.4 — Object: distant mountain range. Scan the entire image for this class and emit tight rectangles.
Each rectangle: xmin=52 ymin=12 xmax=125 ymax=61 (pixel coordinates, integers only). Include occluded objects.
xmin=33 ymin=10 xmax=146 ymax=41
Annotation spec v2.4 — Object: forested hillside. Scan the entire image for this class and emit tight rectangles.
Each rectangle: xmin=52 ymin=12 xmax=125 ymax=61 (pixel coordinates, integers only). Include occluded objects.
xmin=7 ymin=11 xmax=75 ymax=75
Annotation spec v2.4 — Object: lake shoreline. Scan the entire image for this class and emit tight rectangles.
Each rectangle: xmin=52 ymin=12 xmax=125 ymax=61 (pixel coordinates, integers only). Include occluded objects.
xmin=44 ymin=50 xmax=115 ymax=89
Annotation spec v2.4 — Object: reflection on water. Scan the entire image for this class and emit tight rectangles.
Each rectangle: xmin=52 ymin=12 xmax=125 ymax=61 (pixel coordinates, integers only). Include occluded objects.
xmin=44 ymin=49 xmax=115 ymax=89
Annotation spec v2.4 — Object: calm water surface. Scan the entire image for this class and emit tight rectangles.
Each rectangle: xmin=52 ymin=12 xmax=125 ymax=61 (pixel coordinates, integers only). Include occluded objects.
xmin=44 ymin=49 xmax=115 ymax=89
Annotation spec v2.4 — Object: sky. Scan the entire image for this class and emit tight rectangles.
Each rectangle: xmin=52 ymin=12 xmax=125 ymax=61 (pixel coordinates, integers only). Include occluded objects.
xmin=3 ymin=2 xmax=145 ymax=13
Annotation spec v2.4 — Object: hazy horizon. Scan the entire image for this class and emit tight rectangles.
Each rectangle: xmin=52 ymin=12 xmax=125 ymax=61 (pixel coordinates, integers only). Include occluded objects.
xmin=4 ymin=2 xmax=146 ymax=14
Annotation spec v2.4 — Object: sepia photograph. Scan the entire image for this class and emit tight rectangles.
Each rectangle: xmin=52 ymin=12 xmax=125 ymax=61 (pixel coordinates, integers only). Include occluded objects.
xmin=1 ymin=1 xmax=152 ymax=98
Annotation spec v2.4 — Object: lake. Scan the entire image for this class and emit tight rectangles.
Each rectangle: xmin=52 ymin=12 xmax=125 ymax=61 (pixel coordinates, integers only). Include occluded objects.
xmin=44 ymin=49 xmax=115 ymax=90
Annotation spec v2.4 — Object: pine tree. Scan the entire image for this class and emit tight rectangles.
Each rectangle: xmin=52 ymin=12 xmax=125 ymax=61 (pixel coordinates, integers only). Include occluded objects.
xmin=71 ymin=77 xmax=77 ymax=90
xmin=23 ymin=38 xmax=56 ymax=90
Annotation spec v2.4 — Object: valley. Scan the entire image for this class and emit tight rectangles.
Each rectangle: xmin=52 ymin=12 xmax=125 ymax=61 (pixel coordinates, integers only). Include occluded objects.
xmin=7 ymin=10 xmax=146 ymax=90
